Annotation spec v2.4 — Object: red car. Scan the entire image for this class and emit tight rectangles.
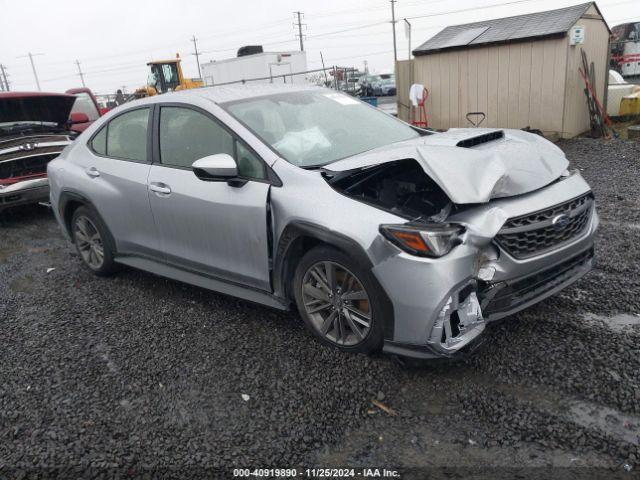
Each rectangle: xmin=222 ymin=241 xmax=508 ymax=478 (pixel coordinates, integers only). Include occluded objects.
xmin=0 ymin=92 xmax=80 ymax=211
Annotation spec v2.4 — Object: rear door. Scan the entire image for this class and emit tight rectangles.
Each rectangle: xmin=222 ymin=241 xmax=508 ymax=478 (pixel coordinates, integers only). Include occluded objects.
xmin=147 ymin=103 xmax=272 ymax=290
xmin=80 ymin=106 xmax=160 ymax=258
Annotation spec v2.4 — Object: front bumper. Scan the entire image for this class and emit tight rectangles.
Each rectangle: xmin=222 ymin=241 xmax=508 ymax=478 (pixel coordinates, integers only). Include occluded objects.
xmin=0 ymin=177 xmax=49 ymax=211
xmin=375 ymin=173 xmax=597 ymax=360
xmin=381 ymin=246 xmax=594 ymax=359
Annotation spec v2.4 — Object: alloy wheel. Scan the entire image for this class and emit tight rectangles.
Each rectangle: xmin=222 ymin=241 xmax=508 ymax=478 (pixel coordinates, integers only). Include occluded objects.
xmin=301 ymin=261 xmax=371 ymax=346
xmin=73 ymin=215 xmax=104 ymax=270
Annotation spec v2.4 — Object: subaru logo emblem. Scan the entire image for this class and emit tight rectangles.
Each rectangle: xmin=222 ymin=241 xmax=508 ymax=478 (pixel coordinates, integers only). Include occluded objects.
xmin=19 ymin=142 xmax=38 ymax=151
xmin=552 ymin=214 xmax=570 ymax=230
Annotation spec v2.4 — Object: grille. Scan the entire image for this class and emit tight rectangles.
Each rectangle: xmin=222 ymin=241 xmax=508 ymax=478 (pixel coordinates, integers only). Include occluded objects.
xmin=496 ymin=193 xmax=593 ymax=259
xmin=0 ymin=153 xmax=59 ymax=182
xmin=0 ymin=135 xmax=71 ymax=150
xmin=0 ymin=144 xmax=66 ymax=162
xmin=481 ymin=248 xmax=593 ymax=317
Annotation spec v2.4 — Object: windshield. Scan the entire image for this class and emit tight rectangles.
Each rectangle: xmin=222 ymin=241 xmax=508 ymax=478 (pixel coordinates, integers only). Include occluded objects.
xmin=72 ymin=93 xmax=100 ymax=121
xmin=222 ymin=90 xmax=420 ymax=167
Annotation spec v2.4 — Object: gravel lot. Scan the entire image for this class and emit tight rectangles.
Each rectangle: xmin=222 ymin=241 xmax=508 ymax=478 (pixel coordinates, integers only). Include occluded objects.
xmin=0 ymin=138 xmax=639 ymax=478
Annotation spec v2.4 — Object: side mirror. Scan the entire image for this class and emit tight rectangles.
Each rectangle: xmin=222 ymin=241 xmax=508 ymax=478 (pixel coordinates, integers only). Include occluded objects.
xmin=69 ymin=112 xmax=90 ymax=124
xmin=192 ymin=154 xmax=238 ymax=181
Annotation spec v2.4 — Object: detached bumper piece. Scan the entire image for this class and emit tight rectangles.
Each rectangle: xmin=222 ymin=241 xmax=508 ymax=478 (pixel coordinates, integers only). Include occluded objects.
xmin=480 ymin=248 xmax=594 ymax=320
xmin=384 ymin=285 xmax=487 ymax=360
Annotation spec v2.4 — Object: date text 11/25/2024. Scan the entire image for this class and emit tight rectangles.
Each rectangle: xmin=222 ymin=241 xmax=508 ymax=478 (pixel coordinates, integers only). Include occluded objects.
xmin=233 ymin=468 xmax=400 ymax=477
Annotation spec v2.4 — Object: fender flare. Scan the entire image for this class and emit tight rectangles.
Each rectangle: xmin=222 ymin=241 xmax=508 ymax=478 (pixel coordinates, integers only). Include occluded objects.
xmin=273 ymin=221 xmax=395 ymax=340
xmin=58 ymin=190 xmax=116 ymax=251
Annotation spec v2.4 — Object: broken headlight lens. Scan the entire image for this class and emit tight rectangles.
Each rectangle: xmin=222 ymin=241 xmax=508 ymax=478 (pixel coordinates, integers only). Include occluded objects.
xmin=379 ymin=223 xmax=464 ymax=258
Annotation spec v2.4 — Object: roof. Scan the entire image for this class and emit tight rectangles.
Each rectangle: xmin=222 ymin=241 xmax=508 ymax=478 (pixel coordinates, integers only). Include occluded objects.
xmin=127 ymin=83 xmax=322 ymax=107
xmin=413 ymin=2 xmax=607 ymax=56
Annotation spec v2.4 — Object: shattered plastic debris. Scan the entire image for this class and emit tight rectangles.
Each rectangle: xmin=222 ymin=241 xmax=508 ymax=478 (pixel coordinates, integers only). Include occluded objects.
xmin=241 ymin=394 xmax=250 ymax=402
xmin=46 ymin=268 xmax=56 ymax=273
xmin=371 ymin=399 xmax=397 ymax=417
xmin=468 ymin=438 xmax=477 ymax=446
xmin=623 ymin=463 xmax=632 ymax=472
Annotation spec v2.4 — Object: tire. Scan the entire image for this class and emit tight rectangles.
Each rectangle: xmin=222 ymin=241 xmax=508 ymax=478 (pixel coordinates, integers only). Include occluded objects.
xmin=293 ymin=246 xmax=384 ymax=353
xmin=70 ymin=206 xmax=118 ymax=276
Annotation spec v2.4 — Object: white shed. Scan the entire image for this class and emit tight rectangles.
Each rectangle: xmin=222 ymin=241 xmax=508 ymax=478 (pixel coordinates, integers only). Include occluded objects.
xmin=396 ymin=2 xmax=611 ymax=139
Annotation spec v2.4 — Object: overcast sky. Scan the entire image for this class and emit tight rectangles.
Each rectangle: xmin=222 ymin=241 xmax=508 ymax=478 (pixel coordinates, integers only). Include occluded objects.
xmin=1 ymin=0 xmax=638 ymax=95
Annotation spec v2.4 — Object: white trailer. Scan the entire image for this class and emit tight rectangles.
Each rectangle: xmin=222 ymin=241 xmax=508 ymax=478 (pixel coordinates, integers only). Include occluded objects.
xmin=201 ymin=51 xmax=308 ymax=87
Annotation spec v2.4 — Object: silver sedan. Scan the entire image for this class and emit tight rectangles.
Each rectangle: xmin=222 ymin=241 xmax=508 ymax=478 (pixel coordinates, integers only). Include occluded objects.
xmin=47 ymin=84 xmax=598 ymax=359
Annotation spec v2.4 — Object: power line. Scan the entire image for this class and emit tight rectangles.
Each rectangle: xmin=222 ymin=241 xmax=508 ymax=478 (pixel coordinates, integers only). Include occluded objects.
xmin=75 ymin=60 xmax=86 ymax=87
xmin=191 ymin=35 xmax=202 ymax=79
xmin=405 ymin=0 xmax=562 ymax=21
xmin=294 ymin=11 xmax=306 ymax=51
xmin=308 ymin=49 xmax=394 ymax=65
xmin=307 ymin=21 xmax=388 ymax=39
xmin=16 ymin=52 xmax=44 ymax=91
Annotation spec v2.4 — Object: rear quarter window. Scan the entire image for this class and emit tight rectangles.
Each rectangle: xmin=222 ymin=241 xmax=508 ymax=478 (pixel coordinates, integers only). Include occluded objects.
xmin=91 ymin=126 xmax=107 ymax=155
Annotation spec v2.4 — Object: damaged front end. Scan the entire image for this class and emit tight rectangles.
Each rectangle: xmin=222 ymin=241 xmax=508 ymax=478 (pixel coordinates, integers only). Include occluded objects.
xmin=325 ymin=158 xmax=493 ymax=358
xmin=325 ymin=159 xmax=453 ymax=223
xmin=0 ymin=93 xmax=77 ymax=211
xmin=323 ymin=136 xmax=596 ymax=359
xmin=0 ymin=134 xmax=74 ymax=210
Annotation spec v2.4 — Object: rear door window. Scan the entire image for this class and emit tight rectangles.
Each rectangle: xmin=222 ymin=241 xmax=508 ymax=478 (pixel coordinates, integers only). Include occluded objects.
xmin=105 ymin=108 xmax=150 ymax=162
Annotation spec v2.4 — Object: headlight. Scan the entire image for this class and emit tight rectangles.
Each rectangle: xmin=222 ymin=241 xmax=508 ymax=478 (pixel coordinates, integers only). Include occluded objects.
xmin=379 ymin=223 xmax=464 ymax=258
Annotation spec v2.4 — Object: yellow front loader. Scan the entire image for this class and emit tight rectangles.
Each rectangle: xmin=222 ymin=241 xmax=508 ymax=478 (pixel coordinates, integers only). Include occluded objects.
xmin=135 ymin=54 xmax=203 ymax=98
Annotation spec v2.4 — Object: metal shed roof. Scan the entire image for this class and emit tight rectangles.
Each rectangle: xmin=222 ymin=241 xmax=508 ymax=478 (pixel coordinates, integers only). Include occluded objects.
xmin=413 ymin=2 xmax=605 ymax=56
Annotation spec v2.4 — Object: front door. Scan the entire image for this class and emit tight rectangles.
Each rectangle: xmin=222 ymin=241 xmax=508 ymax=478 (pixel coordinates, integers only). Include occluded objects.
xmin=147 ymin=104 xmax=272 ymax=291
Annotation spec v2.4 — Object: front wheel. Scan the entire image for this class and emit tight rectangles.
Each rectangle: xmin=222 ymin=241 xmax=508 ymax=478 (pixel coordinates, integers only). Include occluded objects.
xmin=293 ymin=246 xmax=384 ymax=353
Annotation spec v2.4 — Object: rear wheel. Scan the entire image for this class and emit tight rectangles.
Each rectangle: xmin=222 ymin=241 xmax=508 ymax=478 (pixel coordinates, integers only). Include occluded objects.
xmin=71 ymin=206 xmax=117 ymax=276
xmin=293 ymin=247 xmax=384 ymax=353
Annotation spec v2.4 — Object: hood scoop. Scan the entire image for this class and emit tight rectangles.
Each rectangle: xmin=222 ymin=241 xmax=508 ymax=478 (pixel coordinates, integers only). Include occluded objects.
xmin=456 ymin=130 xmax=504 ymax=148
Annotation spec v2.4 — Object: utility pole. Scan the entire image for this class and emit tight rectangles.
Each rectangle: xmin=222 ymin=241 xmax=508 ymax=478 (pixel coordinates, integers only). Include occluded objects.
xmin=17 ymin=52 xmax=44 ymax=91
xmin=294 ymin=11 xmax=305 ymax=52
xmin=191 ymin=35 xmax=202 ymax=79
xmin=404 ymin=19 xmax=412 ymax=60
xmin=390 ymin=0 xmax=398 ymax=64
xmin=0 ymin=64 xmax=9 ymax=91
xmin=75 ymin=60 xmax=86 ymax=87
xmin=320 ymin=52 xmax=328 ymax=84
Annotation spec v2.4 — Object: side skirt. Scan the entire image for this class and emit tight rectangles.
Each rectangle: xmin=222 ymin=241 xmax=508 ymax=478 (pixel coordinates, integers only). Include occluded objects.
xmin=115 ymin=255 xmax=289 ymax=311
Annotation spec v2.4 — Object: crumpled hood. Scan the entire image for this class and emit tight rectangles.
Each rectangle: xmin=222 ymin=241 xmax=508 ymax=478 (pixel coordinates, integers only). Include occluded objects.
xmin=325 ymin=128 xmax=568 ymax=204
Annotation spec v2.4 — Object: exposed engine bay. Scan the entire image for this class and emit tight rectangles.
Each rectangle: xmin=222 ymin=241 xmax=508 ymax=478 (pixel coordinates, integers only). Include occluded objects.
xmin=325 ymin=159 xmax=453 ymax=222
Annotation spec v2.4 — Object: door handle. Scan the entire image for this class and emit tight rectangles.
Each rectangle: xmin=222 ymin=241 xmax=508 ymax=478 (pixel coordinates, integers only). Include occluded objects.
xmin=85 ymin=167 xmax=100 ymax=178
xmin=149 ymin=182 xmax=171 ymax=195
